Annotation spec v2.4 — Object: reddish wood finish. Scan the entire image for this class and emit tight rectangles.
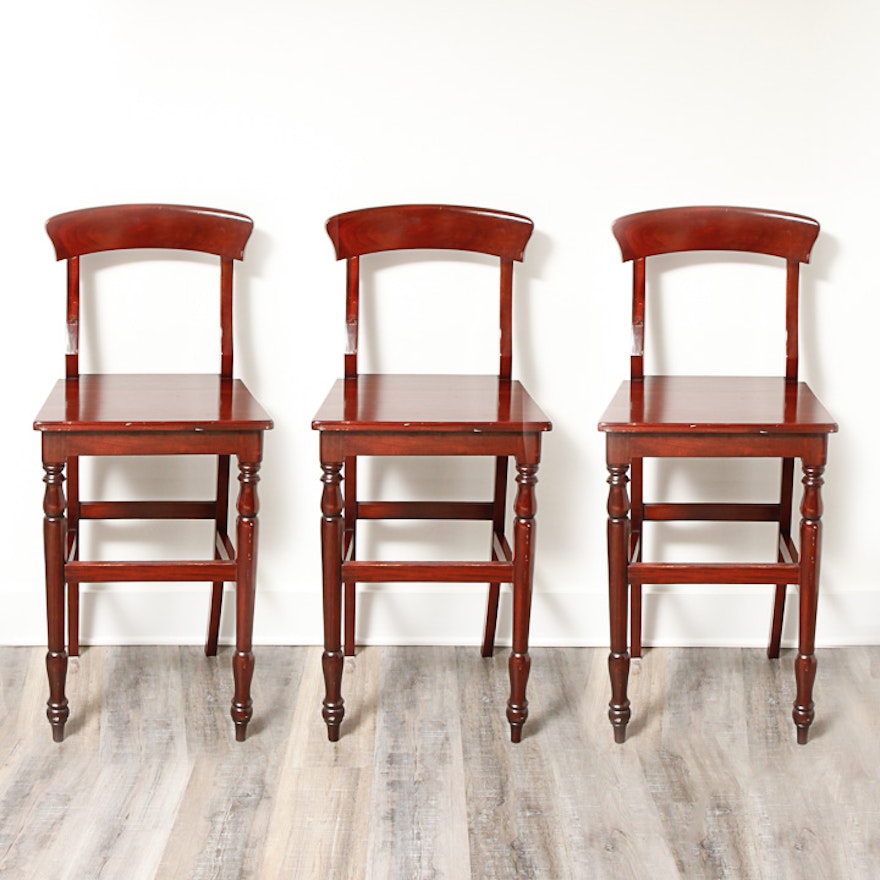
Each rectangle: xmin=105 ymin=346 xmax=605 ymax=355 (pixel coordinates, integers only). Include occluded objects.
xmin=599 ymin=206 xmax=836 ymax=745
xmin=34 ymin=204 xmax=272 ymax=742
xmin=314 ymin=204 xmax=551 ymax=743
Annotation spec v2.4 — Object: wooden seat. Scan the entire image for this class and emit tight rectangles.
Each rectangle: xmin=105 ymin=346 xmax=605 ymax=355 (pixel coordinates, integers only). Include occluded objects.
xmin=598 ymin=206 xmax=837 ymax=744
xmin=312 ymin=204 xmax=551 ymax=742
xmin=34 ymin=204 xmax=273 ymax=742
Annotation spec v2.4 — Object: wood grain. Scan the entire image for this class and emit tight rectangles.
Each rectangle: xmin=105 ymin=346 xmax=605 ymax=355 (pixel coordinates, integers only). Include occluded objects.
xmin=1 ymin=645 xmax=878 ymax=878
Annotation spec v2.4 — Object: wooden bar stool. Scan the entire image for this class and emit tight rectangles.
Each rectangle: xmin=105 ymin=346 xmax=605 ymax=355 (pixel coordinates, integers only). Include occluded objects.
xmin=312 ymin=204 xmax=552 ymax=742
xmin=34 ymin=204 xmax=273 ymax=741
xmin=599 ymin=206 xmax=837 ymax=744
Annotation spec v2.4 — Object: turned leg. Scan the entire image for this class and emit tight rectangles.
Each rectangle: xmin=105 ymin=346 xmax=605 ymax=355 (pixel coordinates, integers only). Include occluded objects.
xmin=507 ymin=459 xmax=538 ymax=743
xmin=230 ymin=459 xmax=260 ymax=741
xmin=607 ymin=460 xmax=632 ymax=743
xmin=321 ymin=459 xmax=345 ymax=741
xmin=43 ymin=461 xmax=70 ymax=742
xmin=793 ymin=462 xmax=824 ymax=744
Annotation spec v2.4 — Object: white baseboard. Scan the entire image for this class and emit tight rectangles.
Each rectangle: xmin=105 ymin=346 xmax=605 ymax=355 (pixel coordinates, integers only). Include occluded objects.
xmin=2 ymin=582 xmax=880 ymax=648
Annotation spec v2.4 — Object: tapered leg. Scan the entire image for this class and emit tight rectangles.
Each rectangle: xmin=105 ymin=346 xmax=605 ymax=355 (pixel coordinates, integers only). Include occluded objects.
xmin=768 ymin=584 xmax=787 ymax=660
xmin=482 ymin=582 xmax=501 ymax=659
xmin=768 ymin=458 xmax=795 ymax=659
xmin=343 ymin=455 xmax=357 ymax=657
xmin=793 ymin=462 xmax=824 ymax=744
xmin=67 ymin=584 xmax=80 ymax=658
xmin=607 ymin=460 xmax=632 ymax=743
xmin=43 ymin=461 xmax=70 ymax=742
xmin=206 ymin=455 xmax=231 ymax=656
xmin=321 ymin=459 xmax=345 ymax=741
xmin=507 ymin=459 xmax=538 ymax=743
xmin=482 ymin=456 xmax=509 ymax=658
xmin=66 ymin=457 xmax=80 ymax=657
xmin=205 ymin=582 xmax=223 ymax=657
xmin=230 ymin=459 xmax=260 ymax=741
xmin=343 ymin=583 xmax=356 ymax=658
xmin=629 ymin=458 xmax=643 ymax=658
xmin=630 ymin=585 xmax=642 ymax=659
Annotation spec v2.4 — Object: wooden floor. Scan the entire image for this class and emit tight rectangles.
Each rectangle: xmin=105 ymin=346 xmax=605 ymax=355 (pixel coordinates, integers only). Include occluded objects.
xmin=1 ymin=644 xmax=878 ymax=879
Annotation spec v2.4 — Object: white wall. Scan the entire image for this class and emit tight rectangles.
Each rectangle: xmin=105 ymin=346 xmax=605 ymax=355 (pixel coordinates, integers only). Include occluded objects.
xmin=3 ymin=0 xmax=877 ymax=648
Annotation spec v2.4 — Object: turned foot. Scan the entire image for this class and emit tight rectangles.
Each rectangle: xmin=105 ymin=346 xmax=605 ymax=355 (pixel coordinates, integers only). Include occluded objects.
xmin=793 ymin=652 xmax=817 ymax=745
xmin=231 ymin=649 xmax=255 ymax=741
xmin=322 ymin=649 xmax=345 ymax=741
xmin=608 ymin=650 xmax=631 ymax=743
xmin=46 ymin=650 xmax=70 ymax=742
xmin=506 ymin=650 xmax=531 ymax=743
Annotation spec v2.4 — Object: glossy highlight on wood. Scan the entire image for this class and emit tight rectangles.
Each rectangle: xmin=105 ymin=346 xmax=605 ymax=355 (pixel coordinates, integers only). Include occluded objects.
xmin=33 ymin=204 xmax=273 ymax=741
xmin=598 ymin=205 xmax=837 ymax=745
xmin=313 ymin=204 xmax=551 ymax=743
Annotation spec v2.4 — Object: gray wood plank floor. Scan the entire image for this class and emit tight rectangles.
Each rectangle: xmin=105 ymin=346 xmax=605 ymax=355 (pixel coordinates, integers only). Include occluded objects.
xmin=0 ymin=644 xmax=877 ymax=879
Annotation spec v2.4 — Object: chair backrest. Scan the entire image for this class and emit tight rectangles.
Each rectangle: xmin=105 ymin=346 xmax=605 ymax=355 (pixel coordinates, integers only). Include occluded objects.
xmin=612 ymin=206 xmax=820 ymax=381
xmin=46 ymin=204 xmax=253 ymax=379
xmin=325 ymin=204 xmax=533 ymax=379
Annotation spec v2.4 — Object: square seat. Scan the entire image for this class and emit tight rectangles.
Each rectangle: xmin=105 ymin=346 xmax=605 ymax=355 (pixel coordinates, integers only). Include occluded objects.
xmin=35 ymin=374 xmax=272 ymax=435
xmin=599 ymin=206 xmax=837 ymax=746
xmin=313 ymin=374 xmax=551 ymax=434
xmin=599 ymin=376 xmax=836 ymax=437
xmin=313 ymin=204 xmax=551 ymax=744
xmin=35 ymin=204 xmax=272 ymax=743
